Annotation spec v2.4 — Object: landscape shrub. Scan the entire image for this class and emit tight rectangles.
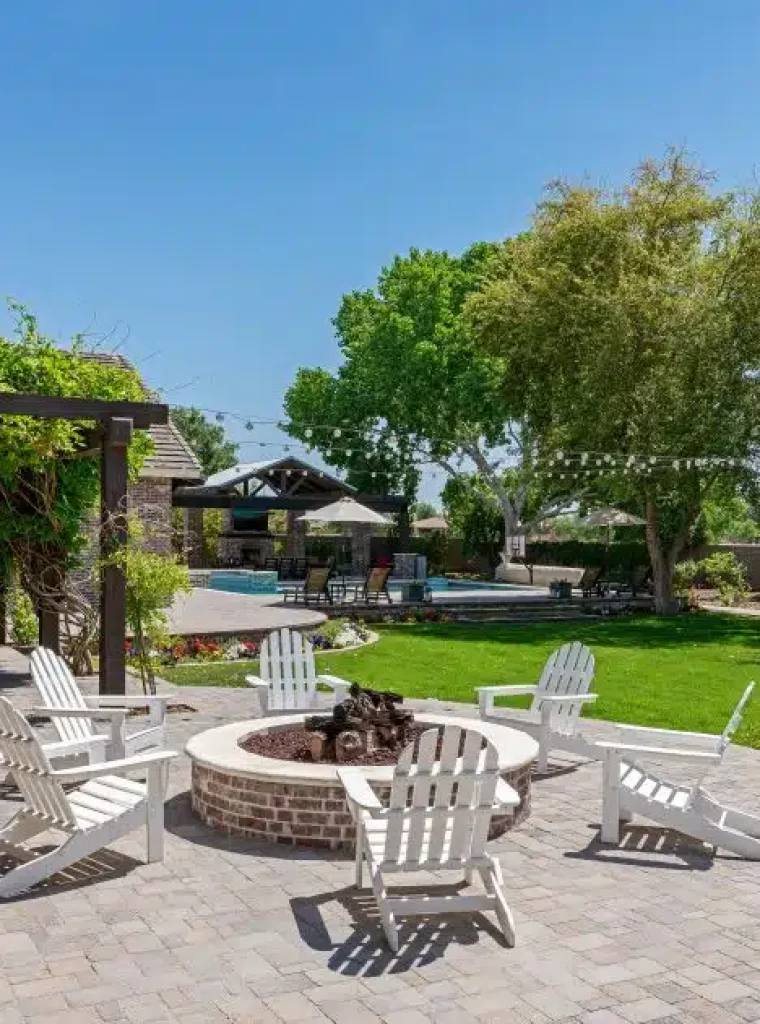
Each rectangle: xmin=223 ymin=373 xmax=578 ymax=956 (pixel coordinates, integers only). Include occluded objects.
xmin=10 ymin=588 xmax=38 ymax=645
xmin=700 ymin=551 xmax=749 ymax=606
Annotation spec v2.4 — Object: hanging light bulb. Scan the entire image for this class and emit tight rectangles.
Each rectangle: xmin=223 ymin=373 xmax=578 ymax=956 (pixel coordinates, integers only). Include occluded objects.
xmin=333 ymin=428 xmax=342 ymax=438
xmin=268 ymin=469 xmax=275 ymax=476
xmin=672 ymin=460 xmax=680 ymax=471
xmin=304 ymin=428 xmax=313 ymax=439
xmin=346 ymin=449 xmax=353 ymax=458
xmin=596 ymin=459 xmax=602 ymax=467
xmin=580 ymin=452 xmax=588 ymax=466
xmin=245 ymin=421 xmax=254 ymax=431
xmin=649 ymin=456 xmax=657 ymax=465
xmin=215 ymin=412 xmax=224 ymax=423
xmin=604 ymin=454 xmax=612 ymax=464
xmin=686 ymin=459 xmax=692 ymax=470
xmin=556 ymin=450 xmax=564 ymax=460
xmin=285 ymin=469 xmax=292 ymax=476
xmin=325 ymin=450 xmax=332 ymax=459
xmin=302 ymin=470 xmax=308 ymax=477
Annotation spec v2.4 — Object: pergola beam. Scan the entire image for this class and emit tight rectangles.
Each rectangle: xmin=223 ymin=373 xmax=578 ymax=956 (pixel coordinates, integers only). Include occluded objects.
xmin=172 ymin=490 xmax=409 ymax=512
xmin=0 ymin=393 xmax=168 ymax=429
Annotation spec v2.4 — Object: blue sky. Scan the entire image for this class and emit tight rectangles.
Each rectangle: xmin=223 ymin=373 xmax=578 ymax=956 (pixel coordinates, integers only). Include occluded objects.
xmin=1 ymin=1 xmax=759 ymax=502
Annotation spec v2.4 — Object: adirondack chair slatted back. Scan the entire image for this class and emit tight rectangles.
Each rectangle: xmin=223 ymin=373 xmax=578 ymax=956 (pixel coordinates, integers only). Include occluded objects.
xmin=31 ymin=647 xmax=93 ymax=744
xmin=719 ymin=682 xmax=755 ymax=754
xmin=0 ymin=697 xmax=76 ymax=828
xmin=384 ymin=726 xmax=500 ymax=868
xmin=532 ymin=642 xmax=595 ymax=734
xmin=260 ymin=628 xmax=317 ymax=711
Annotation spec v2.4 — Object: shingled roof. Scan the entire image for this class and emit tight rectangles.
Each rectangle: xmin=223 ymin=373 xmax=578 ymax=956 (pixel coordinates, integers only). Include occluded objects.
xmin=71 ymin=351 xmax=204 ymax=482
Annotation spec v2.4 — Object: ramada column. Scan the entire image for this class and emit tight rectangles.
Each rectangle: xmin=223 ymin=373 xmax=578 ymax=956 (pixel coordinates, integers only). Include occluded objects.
xmin=285 ymin=511 xmax=307 ymax=559
xmin=351 ymin=524 xmax=372 ymax=577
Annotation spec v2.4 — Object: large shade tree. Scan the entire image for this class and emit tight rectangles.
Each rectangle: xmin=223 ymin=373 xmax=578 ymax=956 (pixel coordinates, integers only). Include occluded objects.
xmin=468 ymin=152 xmax=760 ymax=612
xmin=171 ymin=407 xmax=238 ymax=477
xmin=284 ymin=245 xmax=570 ymax=565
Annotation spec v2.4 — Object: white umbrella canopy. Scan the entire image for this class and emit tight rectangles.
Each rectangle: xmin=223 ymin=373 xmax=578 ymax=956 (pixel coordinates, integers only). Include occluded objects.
xmin=583 ymin=507 xmax=646 ymax=527
xmin=298 ymin=496 xmax=391 ymax=526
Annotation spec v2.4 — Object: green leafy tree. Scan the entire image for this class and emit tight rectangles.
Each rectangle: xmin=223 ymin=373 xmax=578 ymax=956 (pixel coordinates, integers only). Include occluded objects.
xmin=0 ymin=304 xmax=152 ymax=618
xmin=171 ymin=407 xmax=238 ymax=477
xmin=696 ymin=492 xmax=759 ymax=543
xmin=105 ymin=517 xmax=191 ymax=694
xmin=411 ymin=501 xmax=438 ymax=522
xmin=469 ymin=151 xmax=760 ymax=613
xmin=285 ymin=245 xmax=571 ymax=567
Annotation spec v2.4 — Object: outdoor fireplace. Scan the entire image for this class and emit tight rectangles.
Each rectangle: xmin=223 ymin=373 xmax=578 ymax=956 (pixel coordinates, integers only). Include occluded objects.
xmin=305 ymin=682 xmax=414 ymax=762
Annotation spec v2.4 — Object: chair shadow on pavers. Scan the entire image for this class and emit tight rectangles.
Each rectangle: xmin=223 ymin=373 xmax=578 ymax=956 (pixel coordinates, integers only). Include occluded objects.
xmin=565 ymin=822 xmax=715 ymax=871
xmin=0 ymin=847 xmax=142 ymax=900
xmin=290 ymin=883 xmax=508 ymax=975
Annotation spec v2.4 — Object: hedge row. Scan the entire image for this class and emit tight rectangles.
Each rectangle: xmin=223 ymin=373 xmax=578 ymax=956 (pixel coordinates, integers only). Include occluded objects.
xmin=526 ymin=539 xmax=649 ymax=570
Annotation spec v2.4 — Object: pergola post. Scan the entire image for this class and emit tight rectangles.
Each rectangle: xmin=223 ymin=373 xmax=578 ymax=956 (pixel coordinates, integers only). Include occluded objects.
xmin=99 ymin=417 xmax=132 ymax=695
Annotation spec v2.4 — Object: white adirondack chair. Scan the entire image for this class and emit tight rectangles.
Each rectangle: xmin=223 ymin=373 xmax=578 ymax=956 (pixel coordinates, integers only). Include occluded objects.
xmin=598 ymin=682 xmax=760 ymax=858
xmin=30 ymin=647 xmax=170 ymax=762
xmin=0 ymin=697 xmax=176 ymax=898
xmin=246 ymin=627 xmax=351 ymax=714
xmin=476 ymin=642 xmax=597 ymax=773
xmin=339 ymin=725 xmax=519 ymax=952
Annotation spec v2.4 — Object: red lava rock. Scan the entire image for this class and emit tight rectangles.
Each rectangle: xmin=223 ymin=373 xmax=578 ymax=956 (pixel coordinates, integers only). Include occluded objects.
xmin=241 ymin=724 xmax=428 ymax=766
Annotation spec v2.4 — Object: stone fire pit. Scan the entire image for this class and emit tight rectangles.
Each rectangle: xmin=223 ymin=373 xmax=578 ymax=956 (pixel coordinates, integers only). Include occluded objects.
xmin=186 ymin=713 xmax=538 ymax=851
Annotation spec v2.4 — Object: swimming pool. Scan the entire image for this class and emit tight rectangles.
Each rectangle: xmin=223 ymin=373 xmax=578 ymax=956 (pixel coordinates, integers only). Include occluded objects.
xmin=202 ymin=570 xmax=518 ymax=597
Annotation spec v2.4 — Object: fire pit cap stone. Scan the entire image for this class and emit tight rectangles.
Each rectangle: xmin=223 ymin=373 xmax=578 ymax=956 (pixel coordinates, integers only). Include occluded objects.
xmin=185 ymin=712 xmax=538 ymax=787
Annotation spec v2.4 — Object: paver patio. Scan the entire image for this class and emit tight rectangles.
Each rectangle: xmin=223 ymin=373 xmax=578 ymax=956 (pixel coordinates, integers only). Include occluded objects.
xmin=1 ymin=645 xmax=760 ymax=1023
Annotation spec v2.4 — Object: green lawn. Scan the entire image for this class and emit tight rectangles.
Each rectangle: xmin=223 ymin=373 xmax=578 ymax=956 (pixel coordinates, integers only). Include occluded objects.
xmin=160 ymin=614 xmax=760 ymax=747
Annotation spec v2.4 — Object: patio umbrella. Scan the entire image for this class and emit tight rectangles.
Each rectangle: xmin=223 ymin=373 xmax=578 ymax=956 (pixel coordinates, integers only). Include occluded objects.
xmin=582 ymin=507 xmax=646 ymax=529
xmin=582 ymin=507 xmax=646 ymax=568
xmin=298 ymin=496 xmax=391 ymax=525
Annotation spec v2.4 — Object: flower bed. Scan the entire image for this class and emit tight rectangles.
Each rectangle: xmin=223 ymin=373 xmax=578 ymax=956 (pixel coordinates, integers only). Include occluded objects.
xmin=128 ymin=618 xmax=374 ymax=669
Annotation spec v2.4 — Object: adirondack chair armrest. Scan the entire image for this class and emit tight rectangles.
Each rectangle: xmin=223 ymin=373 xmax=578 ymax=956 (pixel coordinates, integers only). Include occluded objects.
xmin=84 ymin=695 xmax=169 ymax=727
xmin=337 ymin=767 xmax=384 ymax=815
xmin=537 ymin=693 xmax=598 ymax=703
xmin=615 ymin=723 xmax=721 ymax=744
xmin=476 ymin=684 xmax=537 ymax=716
xmin=476 ymin=685 xmax=537 ymax=697
xmin=84 ymin=695 xmax=171 ymax=708
xmin=32 ymin=705 xmax=127 ymax=723
xmin=318 ymin=674 xmax=352 ymax=700
xmin=595 ymin=740 xmax=723 ymax=762
xmin=52 ymin=749 xmax=177 ymax=782
xmin=494 ymin=779 xmax=520 ymax=808
xmin=244 ymin=675 xmax=269 ymax=690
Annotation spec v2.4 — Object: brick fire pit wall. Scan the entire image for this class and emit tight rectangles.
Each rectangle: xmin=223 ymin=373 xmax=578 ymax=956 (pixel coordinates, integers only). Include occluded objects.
xmin=187 ymin=714 xmax=538 ymax=853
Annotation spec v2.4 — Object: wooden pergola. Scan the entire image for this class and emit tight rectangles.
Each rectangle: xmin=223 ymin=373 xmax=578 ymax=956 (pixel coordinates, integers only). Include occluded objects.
xmin=0 ymin=392 xmax=169 ymax=694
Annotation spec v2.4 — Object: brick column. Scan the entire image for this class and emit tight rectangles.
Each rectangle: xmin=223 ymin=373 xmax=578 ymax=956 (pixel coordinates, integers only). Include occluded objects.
xmin=351 ymin=524 xmax=372 ymax=577
xmin=183 ymin=507 xmax=205 ymax=567
xmin=285 ymin=511 xmax=307 ymax=559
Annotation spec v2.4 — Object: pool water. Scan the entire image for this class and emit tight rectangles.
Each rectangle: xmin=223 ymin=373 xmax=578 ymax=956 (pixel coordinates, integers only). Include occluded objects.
xmin=205 ymin=570 xmax=517 ymax=597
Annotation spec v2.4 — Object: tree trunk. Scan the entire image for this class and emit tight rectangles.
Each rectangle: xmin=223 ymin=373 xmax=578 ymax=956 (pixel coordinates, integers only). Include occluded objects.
xmin=645 ymin=500 xmax=689 ymax=616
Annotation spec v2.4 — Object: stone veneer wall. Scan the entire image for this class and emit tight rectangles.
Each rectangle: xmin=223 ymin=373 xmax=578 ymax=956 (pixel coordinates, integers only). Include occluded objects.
xmin=191 ymin=760 xmax=532 ymax=852
xmin=128 ymin=477 xmax=173 ymax=553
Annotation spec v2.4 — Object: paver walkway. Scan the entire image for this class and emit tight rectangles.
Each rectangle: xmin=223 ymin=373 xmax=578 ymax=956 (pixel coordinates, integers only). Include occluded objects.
xmin=1 ymin=645 xmax=760 ymax=1023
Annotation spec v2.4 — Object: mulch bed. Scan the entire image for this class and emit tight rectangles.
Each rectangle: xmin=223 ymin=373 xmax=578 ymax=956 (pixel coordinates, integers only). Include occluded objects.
xmin=241 ymin=724 xmax=428 ymax=766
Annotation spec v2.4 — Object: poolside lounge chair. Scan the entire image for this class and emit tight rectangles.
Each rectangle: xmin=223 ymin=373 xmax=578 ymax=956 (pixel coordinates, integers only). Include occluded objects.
xmin=598 ymin=683 xmax=760 ymax=858
xmin=30 ymin=647 xmax=170 ymax=763
xmin=278 ymin=557 xmax=294 ymax=580
xmin=0 ymin=697 xmax=176 ymax=898
xmin=339 ymin=724 xmax=519 ymax=952
xmin=578 ymin=567 xmax=603 ymax=598
xmin=263 ymin=557 xmax=280 ymax=573
xmin=246 ymin=626 xmax=350 ymax=713
xmin=346 ymin=566 xmax=392 ymax=604
xmin=282 ymin=566 xmax=333 ymax=605
xmin=477 ymin=642 xmax=597 ymax=773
